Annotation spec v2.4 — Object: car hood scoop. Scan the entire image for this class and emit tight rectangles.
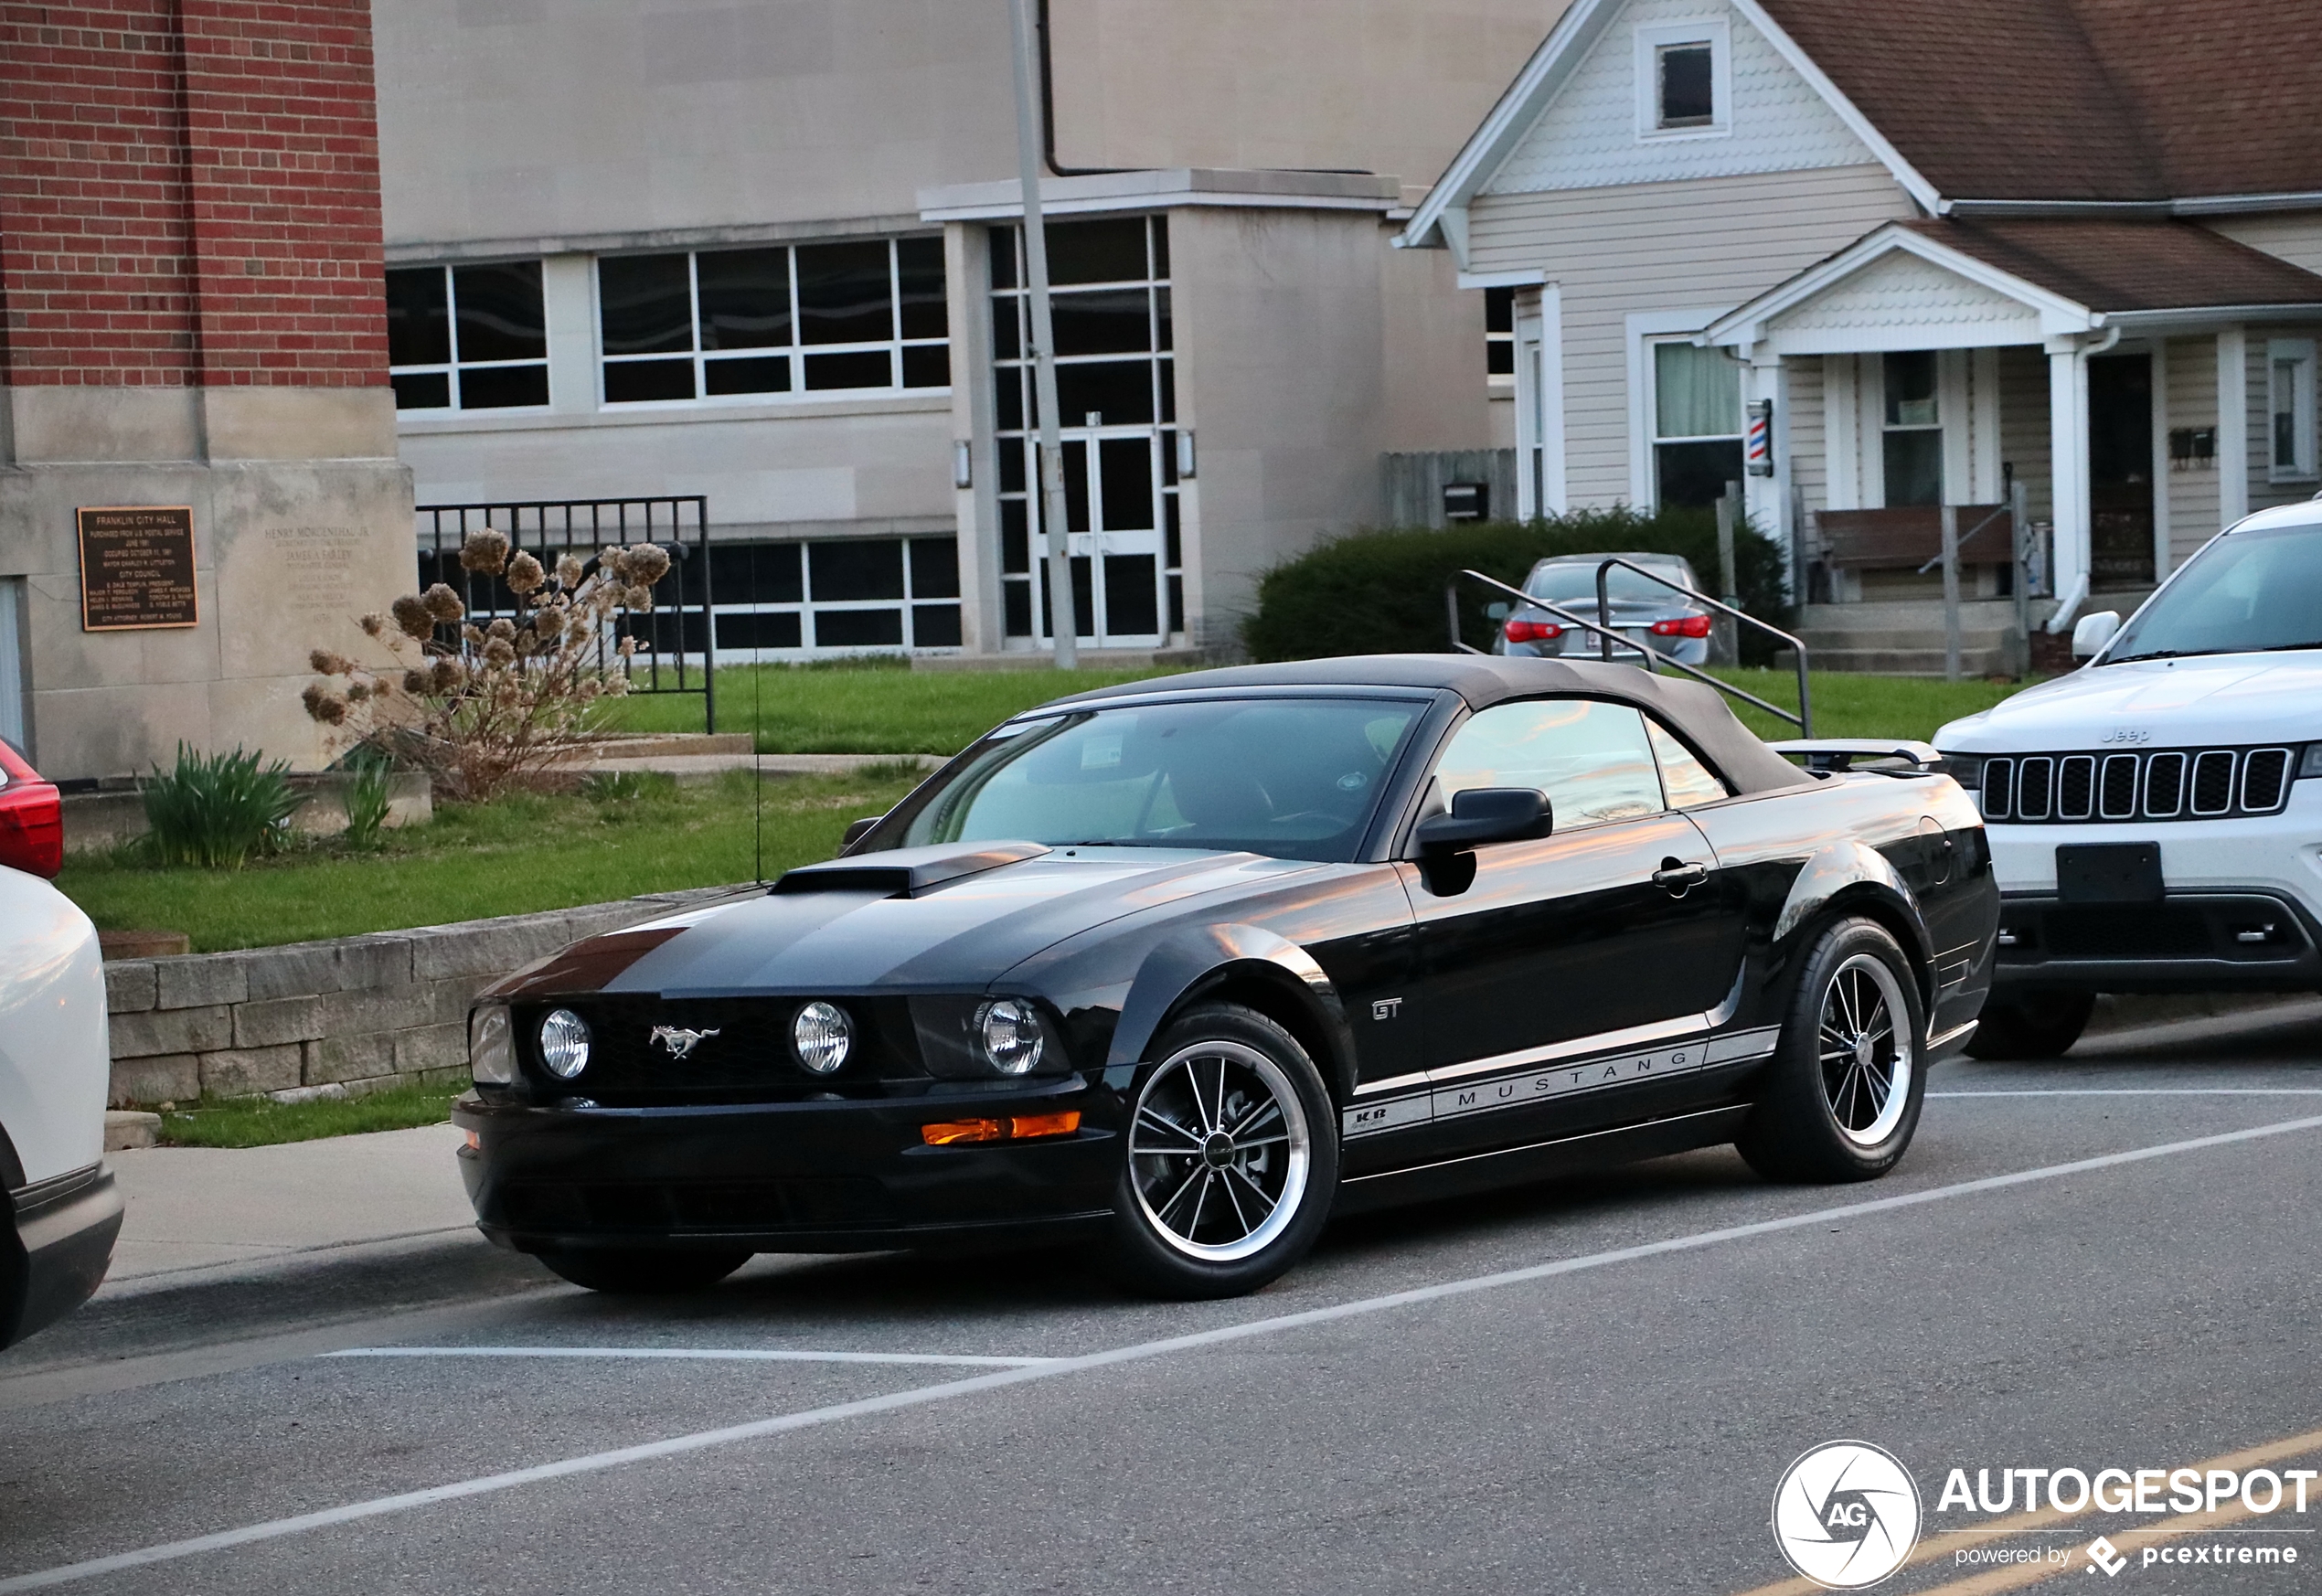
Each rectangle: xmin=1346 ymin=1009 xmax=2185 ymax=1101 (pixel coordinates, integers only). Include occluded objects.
xmin=771 ymin=840 xmax=1050 ymax=899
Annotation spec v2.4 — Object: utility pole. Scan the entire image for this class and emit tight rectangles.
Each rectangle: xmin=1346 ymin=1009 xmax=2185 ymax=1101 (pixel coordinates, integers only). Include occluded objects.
xmin=1007 ymin=0 xmax=1079 ymax=667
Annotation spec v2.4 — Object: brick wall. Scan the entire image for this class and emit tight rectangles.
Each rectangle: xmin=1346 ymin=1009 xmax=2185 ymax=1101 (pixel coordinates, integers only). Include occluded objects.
xmin=99 ymin=887 xmax=746 ymax=1106
xmin=0 ymin=0 xmax=388 ymax=388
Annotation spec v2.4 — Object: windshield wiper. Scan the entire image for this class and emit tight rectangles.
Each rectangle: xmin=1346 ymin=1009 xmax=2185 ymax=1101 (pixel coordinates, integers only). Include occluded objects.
xmin=2256 ymin=641 xmax=2322 ymax=654
xmin=2104 ymin=647 xmax=2221 ymax=665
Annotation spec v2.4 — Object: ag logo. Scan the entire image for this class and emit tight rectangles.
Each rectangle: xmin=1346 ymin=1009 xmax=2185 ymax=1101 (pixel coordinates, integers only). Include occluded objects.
xmin=1771 ymin=1441 xmax=1923 ymax=1589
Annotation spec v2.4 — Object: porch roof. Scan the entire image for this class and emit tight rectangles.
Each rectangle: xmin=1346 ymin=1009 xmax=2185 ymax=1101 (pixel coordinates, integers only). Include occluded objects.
xmin=1705 ymin=218 xmax=2322 ymax=355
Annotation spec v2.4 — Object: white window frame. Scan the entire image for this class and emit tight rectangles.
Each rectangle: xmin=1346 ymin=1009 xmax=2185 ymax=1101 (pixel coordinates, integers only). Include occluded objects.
xmin=597 ymin=238 xmax=951 ymax=410
xmin=0 ymin=576 xmax=24 ymax=754
xmin=1635 ymin=19 xmax=1732 ymax=143
xmin=388 ymin=261 xmax=552 ymax=414
xmin=1630 ymin=309 xmax=1743 ymax=510
xmin=2267 ymin=336 xmax=2317 ymax=482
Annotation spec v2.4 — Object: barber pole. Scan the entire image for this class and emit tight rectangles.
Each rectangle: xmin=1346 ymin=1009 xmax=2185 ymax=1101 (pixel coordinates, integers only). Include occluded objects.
xmin=1745 ymin=399 xmax=1774 ymax=476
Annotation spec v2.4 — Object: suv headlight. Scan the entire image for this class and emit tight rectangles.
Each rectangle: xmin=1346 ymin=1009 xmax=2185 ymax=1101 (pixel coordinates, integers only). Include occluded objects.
xmin=2300 ymin=745 xmax=2322 ymax=780
xmin=469 ymin=1005 xmax=514 ymax=1084
xmin=1938 ymin=751 xmax=1984 ymax=790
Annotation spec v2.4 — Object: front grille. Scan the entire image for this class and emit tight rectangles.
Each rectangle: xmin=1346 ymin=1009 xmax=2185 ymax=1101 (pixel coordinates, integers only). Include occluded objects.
xmin=2044 ymin=909 xmax=2214 ymax=959
xmin=514 ymin=995 xmax=923 ymax=1099
xmin=1979 ymin=746 xmax=2296 ymax=824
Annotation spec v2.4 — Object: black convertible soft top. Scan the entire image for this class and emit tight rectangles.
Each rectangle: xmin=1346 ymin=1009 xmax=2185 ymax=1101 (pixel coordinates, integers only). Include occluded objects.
xmin=1055 ymin=654 xmax=1814 ymax=797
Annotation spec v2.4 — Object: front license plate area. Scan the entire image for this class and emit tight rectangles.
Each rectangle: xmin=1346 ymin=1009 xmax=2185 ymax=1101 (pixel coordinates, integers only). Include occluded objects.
xmin=2057 ymin=842 xmax=2163 ymax=904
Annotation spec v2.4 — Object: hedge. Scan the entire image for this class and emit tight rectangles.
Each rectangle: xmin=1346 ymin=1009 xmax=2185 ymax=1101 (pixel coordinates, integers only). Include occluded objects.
xmin=1241 ymin=507 xmax=1793 ymax=665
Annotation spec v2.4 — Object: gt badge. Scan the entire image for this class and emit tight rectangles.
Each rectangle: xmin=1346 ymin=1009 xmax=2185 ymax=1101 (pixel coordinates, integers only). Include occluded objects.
xmin=1371 ymin=997 xmax=1403 ymax=1021
xmin=650 ymin=1025 xmax=720 ymax=1060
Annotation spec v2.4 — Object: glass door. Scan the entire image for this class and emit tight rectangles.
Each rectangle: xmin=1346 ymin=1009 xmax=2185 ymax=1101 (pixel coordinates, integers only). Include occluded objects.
xmin=1026 ymin=425 xmax=1164 ymax=647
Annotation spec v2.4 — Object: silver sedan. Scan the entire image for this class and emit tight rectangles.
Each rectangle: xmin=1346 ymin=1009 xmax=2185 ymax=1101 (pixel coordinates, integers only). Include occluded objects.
xmin=1494 ymin=552 xmax=1713 ymax=665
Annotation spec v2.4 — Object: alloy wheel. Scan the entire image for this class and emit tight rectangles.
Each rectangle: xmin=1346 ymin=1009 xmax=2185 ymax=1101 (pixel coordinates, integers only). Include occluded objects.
xmin=1816 ymin=952 xmax=1915 ymax=1147
xmin=1128 ymin=1039 xmax=1313 ymax=1262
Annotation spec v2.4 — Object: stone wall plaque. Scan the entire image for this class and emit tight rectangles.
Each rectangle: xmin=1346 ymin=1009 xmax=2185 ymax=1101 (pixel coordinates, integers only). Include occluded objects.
xmin=78 ymin=506 xmax=198 ymax=631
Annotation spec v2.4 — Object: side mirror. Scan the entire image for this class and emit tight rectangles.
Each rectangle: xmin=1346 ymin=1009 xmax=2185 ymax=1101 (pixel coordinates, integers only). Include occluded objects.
xmin=1414 ymin=787 xmax=1552 ymax=853
xmin=2071 ymin=610 xmax=2122 ymax=660
xmin=841 ymin=814 xmax=884 ymax=849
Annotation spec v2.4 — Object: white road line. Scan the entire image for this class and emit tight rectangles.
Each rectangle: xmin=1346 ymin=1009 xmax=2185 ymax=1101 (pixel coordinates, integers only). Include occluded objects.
xmin=322 ymin=1346 xmax=1057 ymax=1368
xmin=1933 ymin=1089 xmax=2322 ymax=1098
xmin=7 ymin=1111 xmax=2320 ymax=1595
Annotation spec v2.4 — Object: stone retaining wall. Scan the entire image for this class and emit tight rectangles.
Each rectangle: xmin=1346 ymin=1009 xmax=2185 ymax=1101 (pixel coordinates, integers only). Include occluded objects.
xmin=100 ymin=884 xmax=749 ymax=1106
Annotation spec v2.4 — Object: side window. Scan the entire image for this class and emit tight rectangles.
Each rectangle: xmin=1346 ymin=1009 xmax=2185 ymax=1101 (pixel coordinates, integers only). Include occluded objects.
xmin=1433 ymin=699 xmax=1664 ymax=828
xmin=1646 ymin=718 xmax=1731 ymax=808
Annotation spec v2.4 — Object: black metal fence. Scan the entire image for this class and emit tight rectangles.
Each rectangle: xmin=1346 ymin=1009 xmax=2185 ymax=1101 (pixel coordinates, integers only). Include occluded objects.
xmin=416 ymin=497 xmax=713 ymax=729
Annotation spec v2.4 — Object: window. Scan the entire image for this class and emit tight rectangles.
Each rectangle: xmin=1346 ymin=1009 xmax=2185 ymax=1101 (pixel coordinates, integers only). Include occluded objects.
xmin=599 ymin=239 xmax=948 ymax=405
xmin=1651 ymin=340 xmax=1742 ymax=509
xmin=1880 ymin=351 xmax=1943 ymax=505
xmin=702 ymin=536 xmax=962 ymax=657
xmin=1657 ymin=44 xmax=1714 ymax=128
xmin=388 ymin=262 xmax=549 ymax=410
xmin=2269 ymin=338 xmax=2317 ymax=481
xmin=1432 ymin=698 xmax=1665 ymax=829
xmin=1486 ymin=286 xmax=1515 ymax=379
xmin=1646 ymin=718 xmax=1730 ymax=808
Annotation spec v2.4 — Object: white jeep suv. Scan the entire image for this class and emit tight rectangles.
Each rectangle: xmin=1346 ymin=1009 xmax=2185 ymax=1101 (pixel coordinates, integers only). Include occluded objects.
xmin=0 ymin=739 xmax=121 ymax=1346
xmin=1933 ymin=503 xmax=2322 ymax=1057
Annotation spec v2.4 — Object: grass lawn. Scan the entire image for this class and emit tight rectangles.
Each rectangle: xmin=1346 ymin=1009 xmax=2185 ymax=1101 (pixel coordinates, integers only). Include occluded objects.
xmin=156 ymin=1078 xmax=467 ymax=1148
xmin=602 ymin=660 xmax=1184 ymax=753
xmin=1706 ymin=668 xmax=2034 ymax=744
xmin=59 ymin=767 xmax=921 ymax=952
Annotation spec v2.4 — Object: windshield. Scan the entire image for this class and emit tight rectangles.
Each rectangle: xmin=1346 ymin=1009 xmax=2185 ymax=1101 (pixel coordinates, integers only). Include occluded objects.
xmin=1525 ymin=560 xmax=1695 ymax=606
xmin=876 ymin=697 xmax=1427 ymax=863
xmin=2106 ymin=521 xmax=2322 ymax=662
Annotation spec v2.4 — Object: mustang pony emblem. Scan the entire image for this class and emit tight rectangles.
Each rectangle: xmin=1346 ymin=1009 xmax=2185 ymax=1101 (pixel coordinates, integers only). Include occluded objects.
xmin=650 ymin=1025 xmax=720 ymax=1060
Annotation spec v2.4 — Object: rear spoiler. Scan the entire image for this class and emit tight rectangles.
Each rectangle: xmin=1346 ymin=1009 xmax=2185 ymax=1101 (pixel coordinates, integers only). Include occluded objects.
xmin=1769 ymin=739 xmax=1945 ymax=776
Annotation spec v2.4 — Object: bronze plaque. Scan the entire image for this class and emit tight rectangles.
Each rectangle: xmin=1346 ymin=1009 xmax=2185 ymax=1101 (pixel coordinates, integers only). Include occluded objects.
xmin=78 ymin=506 xmax=198 ymax=631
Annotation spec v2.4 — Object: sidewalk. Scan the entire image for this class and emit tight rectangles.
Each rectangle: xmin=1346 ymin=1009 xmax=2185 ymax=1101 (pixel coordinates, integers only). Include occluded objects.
xmin=101 ymin=1122 xmax=480 ymax=1293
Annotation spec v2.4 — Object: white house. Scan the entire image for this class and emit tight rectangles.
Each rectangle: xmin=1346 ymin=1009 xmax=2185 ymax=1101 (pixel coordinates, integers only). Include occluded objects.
xmin=1401 ymin=0 xmax=2322 ymax=666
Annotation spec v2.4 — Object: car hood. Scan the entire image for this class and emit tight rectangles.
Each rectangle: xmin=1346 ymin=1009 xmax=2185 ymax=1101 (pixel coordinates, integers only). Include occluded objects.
xmin=1935 ymin=652 xmax=2322 ymax=751
xmin=486 ymin=846 xmax=1324 ymax=999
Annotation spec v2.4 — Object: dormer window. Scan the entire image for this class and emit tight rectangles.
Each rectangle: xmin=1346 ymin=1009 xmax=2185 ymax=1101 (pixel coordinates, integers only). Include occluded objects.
xmin=1657 ymin=44 xmax=1714 ymax=128
xmin=1635 ymin=21 xmax=1731 ymax=140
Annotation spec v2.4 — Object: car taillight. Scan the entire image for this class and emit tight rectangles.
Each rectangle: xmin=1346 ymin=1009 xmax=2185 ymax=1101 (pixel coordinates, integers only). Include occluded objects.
xmin=0 ymin=778 xmax=63 ymax=878
xmin=1504 ymin=618 xmax=1563 ymax=643
xmin=1652 ymin=614 xmax=1713 ymax=638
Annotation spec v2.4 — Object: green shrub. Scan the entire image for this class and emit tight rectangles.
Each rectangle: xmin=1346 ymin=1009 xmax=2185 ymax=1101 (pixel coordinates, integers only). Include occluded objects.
xmin=342 ymin=762 xmax=394 ymax=851
xmin=1242 ymin=507 xmax=1793 ymax=665
xmin=141 ymin=745 xmax=303 ymax=869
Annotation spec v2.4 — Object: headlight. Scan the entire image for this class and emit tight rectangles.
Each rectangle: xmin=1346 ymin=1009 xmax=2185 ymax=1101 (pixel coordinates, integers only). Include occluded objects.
xmin=1939 ymin=751 xmax=1984 ymax=790
xmin=469 ymin=1005 xmax=514 ymax=1084
xmin=976 ymin=998 xmax=1045 ymax=1076
xmin=538 ymin=1008 xmax=591 ymax=1080
xmin=793 ymin=1001 xmax=852 ymax=1074
xmin=2300 ymin=745 xmax=2322 ymax=780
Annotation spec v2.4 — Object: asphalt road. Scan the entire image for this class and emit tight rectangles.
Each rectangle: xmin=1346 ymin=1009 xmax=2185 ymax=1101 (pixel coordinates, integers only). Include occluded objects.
xmin=5 ymin=1002 xmax=2321 ymax=1596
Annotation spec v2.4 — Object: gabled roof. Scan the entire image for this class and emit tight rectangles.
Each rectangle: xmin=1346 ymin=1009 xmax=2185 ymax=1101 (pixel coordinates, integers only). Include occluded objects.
xmin=1404 ymin=0 xmax=2322 ymax=251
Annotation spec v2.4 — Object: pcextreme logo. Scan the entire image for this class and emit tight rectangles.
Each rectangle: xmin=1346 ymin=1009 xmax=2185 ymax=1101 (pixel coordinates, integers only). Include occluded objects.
xmin=1771 ymin=1442 xmax=1923 ymax=1589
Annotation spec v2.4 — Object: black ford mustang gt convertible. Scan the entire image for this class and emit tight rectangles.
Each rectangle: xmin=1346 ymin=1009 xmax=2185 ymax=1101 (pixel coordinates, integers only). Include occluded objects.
xmin=454 ymin=655 xmax=1996 ymax=1298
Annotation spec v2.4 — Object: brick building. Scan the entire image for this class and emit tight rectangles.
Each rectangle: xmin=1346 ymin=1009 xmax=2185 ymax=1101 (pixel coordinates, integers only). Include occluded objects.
xmin=0 ymin=0 xmax=413 ymax=778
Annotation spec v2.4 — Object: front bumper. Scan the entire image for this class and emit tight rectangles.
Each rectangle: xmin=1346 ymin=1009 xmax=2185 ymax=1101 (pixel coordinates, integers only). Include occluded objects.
xmin=3 ymin=1163 xmax=122 ymax=1348
xmin=453 ymin=1075 xmax=1126 ymax=1255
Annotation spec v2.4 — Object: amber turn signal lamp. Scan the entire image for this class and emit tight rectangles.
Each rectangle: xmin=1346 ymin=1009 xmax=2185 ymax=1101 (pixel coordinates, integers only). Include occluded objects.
xmin=921 ymin=1111 xmax=1081 ymax=1146
xmin=462 ymin=1129 xmax=481 ymax=1151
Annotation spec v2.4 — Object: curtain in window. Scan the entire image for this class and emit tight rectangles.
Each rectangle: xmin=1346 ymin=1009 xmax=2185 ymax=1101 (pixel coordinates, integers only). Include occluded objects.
xmin=1655 ymin=343 xmax=1741 ymax=440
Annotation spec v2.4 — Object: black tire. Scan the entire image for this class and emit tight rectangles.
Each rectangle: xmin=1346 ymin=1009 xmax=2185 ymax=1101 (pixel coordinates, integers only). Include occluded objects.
xmin=1739 ymin=918 xmax=1928 ymax=1184
xmin=1097 ymin=1003 xmax=1339 ymax=1300
xmin=533 ymin=1247 xmax=751 ymax=1294
xmin=1964 ymin=991 xmax=2094 ymax=1060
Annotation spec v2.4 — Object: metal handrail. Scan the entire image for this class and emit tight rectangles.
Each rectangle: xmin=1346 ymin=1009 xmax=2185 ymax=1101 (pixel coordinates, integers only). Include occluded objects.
xmin=1591 ymin=558 xmax=1810 ymax=734
xmin=1446 ymin=566 xmax=1812 ymax=735
xmin=1914 ymin=504 xmax=2012 ymax=576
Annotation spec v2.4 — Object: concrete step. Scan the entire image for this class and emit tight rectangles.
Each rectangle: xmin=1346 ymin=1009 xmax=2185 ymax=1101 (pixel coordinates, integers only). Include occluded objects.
xmin=1800 ymin=628 xmax=2016 ymax=651
xmin=1792 ymin=645 xmax=2018 ymax=677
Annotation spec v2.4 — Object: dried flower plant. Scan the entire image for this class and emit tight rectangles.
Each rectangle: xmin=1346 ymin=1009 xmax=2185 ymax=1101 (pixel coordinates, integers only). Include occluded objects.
xmin=308 ymin=527 xmax=670 ymax=799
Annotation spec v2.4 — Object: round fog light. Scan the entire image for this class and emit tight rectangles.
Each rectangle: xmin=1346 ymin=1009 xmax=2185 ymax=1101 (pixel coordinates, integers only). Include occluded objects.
xmin=976 ymin=998 xmax=1045 ymax=1076
xmin=793 ymin=1001 xmax=852 ymax=1074
xmin=538 ymin=1008 xmax=591 ymax=1080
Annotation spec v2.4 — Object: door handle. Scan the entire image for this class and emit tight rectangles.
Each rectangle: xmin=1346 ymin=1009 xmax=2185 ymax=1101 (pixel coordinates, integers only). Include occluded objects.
xmin=1653 ymin=858 xmax=1710 ymax=895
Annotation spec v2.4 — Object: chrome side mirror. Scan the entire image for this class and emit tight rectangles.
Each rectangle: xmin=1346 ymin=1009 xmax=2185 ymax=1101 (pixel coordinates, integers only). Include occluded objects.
xmin=2071 ymin=611 xmax=2121 ymax=659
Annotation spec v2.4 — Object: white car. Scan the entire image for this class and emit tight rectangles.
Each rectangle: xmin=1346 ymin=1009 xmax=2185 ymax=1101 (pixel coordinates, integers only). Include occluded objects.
xmin=0 ymin=739 xmax=121 ymax=1347
xmin=1933 ymin=502 xmax=2322 ymax=1057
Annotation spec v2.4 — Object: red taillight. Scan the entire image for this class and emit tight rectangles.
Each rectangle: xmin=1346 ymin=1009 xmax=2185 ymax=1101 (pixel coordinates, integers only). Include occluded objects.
xmin=1652 ymin=614 xmax=1714 ymax=639
xmin=0 ymin=779 xmax=63 ymax=878
xmin=1504 ymin=618 xmax=1563 ymax=643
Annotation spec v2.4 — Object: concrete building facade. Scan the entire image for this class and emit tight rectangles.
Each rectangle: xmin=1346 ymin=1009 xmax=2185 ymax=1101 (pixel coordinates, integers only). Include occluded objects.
xmin=372 ymin=0 xmax=1565 ymax=661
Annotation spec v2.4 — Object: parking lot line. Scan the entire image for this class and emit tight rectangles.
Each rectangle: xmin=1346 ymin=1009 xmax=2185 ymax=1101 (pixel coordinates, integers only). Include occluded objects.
xmin=1730 ymin=1420 xmax=2322 ymax=1596
xmin=322 ymin=1346 xmax=1059 ymax=1367
xmin=1931 ymin=1089 xmax=2322 ymax=1098
xmin=6 ymin=1111 xmax=2319 ymax=1596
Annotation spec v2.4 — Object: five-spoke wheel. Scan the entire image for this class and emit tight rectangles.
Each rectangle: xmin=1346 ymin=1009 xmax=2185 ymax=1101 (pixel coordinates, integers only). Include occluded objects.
xmin=1102 ymin=1004 xmax=1337 ymax=1297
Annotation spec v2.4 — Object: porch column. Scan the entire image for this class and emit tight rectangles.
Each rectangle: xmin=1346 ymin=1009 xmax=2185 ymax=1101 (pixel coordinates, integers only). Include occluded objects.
xmin=1742 ymin=351 xmax=1786 ymax=580
xmin=2048 ymin=341 xmax=2093 ymax=604
xmin=2218 ymin=325 xmax=2250 ymax=527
